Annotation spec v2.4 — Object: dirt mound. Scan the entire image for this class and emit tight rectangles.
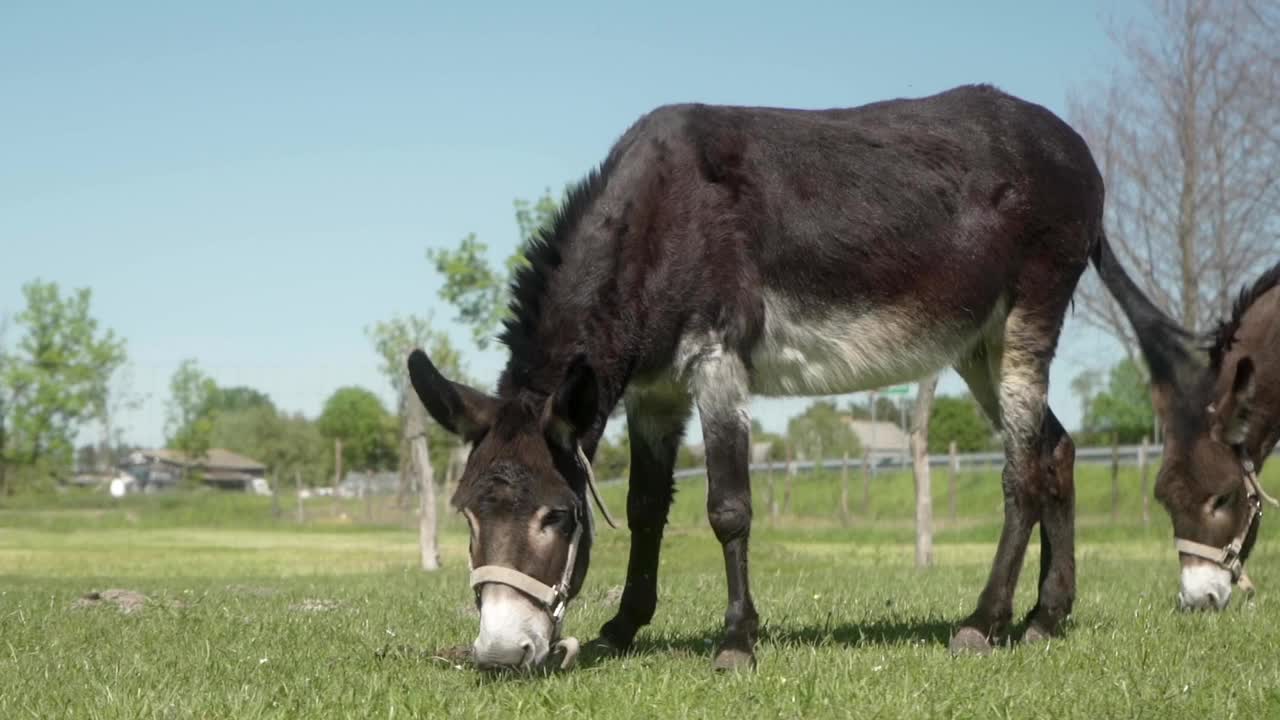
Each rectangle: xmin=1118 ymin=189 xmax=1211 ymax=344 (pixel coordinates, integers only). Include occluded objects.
xmin=72 ymin=589 xmax=148 ymax=614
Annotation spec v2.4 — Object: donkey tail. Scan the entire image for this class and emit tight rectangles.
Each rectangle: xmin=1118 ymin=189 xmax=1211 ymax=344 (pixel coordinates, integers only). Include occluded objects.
xmin=1090 ymin=231 xmax=1199 ymax=385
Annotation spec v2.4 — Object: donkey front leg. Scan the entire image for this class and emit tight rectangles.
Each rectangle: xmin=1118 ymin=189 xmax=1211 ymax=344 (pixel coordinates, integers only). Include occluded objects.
xmin=597 ymin=386 xmax=692 ymax=653
xmin=690 ymin=349 xmax=758 ymax=671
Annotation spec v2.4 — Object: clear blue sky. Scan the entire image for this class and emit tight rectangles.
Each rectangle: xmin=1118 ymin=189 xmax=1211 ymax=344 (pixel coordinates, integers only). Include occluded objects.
xmin=1 ymin=1 xmax=1138 ymax=449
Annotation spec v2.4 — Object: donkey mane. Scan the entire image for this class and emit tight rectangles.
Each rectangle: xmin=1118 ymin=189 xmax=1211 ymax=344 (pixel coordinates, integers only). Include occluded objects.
xmin=497 ymin=158 xmax=621 ymax=390
xmin=1206 ymin=261 xmax=1280 ymax=370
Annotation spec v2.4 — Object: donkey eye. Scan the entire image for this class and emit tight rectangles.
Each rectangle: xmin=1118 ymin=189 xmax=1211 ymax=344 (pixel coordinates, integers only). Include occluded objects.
xmin=1212 ymin=493 xmax=1232 ymax=512
xmin=541 ymin=508 xmax=574 ymax=531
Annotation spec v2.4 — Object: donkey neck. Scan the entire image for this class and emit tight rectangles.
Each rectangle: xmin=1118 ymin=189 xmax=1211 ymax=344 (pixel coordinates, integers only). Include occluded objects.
xmin=495 ymin=242 xmax=636 ymax=458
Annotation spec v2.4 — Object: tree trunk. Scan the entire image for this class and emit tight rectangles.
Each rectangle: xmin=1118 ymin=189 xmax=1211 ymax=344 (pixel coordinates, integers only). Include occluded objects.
xmin=948 ymin=441 xmax=958 ymax=524
xmin=839 ymin=452 xmax=850 ymax=526
xmin=406 ymin=396 xmax=439 ymax=571
xmin=911 ymin=376 xmax=939 ymax=568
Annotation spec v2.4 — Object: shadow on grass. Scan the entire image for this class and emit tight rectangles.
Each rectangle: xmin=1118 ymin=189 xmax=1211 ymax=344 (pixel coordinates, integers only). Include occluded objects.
xmin=570 ymin=616 xmax=960 ymax=669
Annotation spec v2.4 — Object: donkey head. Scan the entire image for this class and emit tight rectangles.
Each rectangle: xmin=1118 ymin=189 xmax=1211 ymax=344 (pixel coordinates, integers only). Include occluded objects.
xmin=407 ymin=349 xmax=599 ymax=669
xmin=1152 ymin=355 xmax=1262 ymax=611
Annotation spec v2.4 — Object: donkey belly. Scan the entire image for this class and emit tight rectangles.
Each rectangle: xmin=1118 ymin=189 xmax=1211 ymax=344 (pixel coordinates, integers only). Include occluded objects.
xmin=748 ymin=291 xmax=1004 ymax=397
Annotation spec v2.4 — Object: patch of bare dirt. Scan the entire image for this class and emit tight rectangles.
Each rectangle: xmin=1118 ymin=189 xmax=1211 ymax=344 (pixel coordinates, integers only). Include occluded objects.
xmin=72 ymin=589 xmax=149 ymax=614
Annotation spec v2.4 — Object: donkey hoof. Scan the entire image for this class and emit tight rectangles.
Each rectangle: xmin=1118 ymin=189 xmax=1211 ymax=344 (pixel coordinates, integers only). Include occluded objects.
xmin=949 ymin=627 xmax=992 ymax=656
xmin=585 ymin=635 xmax=625 ymax=659
xmin=1021 ymin=624 xmax=1052 ymax=645
xmin=712 ymin=648 xmax=756 ymax=672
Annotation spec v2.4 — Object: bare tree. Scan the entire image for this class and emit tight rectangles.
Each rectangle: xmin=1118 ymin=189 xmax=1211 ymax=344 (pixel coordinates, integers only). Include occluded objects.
xmin=1071 ymin=0 xmax=1280 ymax=358
xmin=406 ymin=392 xmax=440 ymax=570
xmin=367 ymin=315 xmax=468 ymax=572
xmin=94 ymin=364 xmax=145 ymax=472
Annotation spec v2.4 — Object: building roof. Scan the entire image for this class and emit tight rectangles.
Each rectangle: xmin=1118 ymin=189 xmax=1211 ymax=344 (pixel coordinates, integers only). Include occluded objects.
xmin=137 ymin=448 xmax=267 ymax=472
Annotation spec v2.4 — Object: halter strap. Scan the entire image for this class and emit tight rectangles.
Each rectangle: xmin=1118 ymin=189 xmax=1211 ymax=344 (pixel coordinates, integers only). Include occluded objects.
xmin=578 ymin=446 xmax=618 ymax=529
xmin=470 ymin=520 xmax=583 ymax=627
xmin=1174 ymin=457 xmax=1277 ymax=582
xmin=467 ymin=444 xmax=614 ymax=631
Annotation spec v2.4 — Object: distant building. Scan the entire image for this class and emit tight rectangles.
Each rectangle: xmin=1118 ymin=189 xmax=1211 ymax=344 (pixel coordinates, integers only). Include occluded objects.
xmin=843 ymin=419 xmax=909 ymax=463
xmin=121 ymin=448 xmax=269 ymax=494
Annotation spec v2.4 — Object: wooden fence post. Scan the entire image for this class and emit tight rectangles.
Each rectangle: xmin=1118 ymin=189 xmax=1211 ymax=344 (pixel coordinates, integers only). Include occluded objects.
xmin=1139 ymin=436 xmax=1151 ymax=528
xmin=861 ymin=450 xmax=871 ymax=516
xmin=270 ymin=474 xmax=281 ymax=518
xmin=767 ymin=461 xmax=778 ymax=523
xmin=295 ymin=470 xmax=304 ymax=524
xmin=840 ymin=452 xmax=851 ymax=526
xmin=948 ymin=441 xmax=958 ymax=524
xmin=1110 ymin=433 xmax=1120 ymax=523
xmin=782 ymin=444 xmax=794 ymax=516
xmin=365 ymin=474 xmax=374 ymax=523
xmin=911 ymin=376 xmax=938 ymax=567
xmin=333 ymin=437 xmax=343 ymax=519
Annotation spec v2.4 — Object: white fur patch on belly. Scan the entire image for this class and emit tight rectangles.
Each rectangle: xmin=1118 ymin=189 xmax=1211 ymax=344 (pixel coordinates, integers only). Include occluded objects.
xmin=747 ymin=292 xmax=1000 ymax=397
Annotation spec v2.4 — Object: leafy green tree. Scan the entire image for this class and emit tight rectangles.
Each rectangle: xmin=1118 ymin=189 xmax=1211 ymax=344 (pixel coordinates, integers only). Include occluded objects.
xmin=0 ymin=281 xmax=126 ymax=492
xmin=209 ymin=404 xmax=328 ymax=487
xmin=317 ymin=387 xmax=398 ymax=473
xmin=165 ymin=359 xmax=217 ymax=463
xmin=787 ymin=400 xmax=862 ymax=461
xmin=202 ymin=386 xmax=273 ymax=416
xmin=427 ymin=189 xmax=562 ymax=350
xmin=1078 ymin=358 xmax=1154 ymax=443
xmin=927 ymin=394 xmax=997 ymax=453
xmin=847 ymin=395 xmax=905 ymax=427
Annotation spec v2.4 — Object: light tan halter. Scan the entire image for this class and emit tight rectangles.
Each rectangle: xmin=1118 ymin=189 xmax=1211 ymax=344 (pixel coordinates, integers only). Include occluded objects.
xmin=1174 ymin=456 xmax=1278 ymax=587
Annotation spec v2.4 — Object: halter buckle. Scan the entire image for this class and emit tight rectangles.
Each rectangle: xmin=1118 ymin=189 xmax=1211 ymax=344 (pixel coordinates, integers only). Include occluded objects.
xmin=550 ymin=584 xmax=570 ymax=625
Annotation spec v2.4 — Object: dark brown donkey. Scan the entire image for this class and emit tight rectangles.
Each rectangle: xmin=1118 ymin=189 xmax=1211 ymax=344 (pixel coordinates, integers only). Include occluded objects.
xmin=410 ymin=84 xmax=1103 ymax=670
xmin=1094 ymin=248 xmax=1280 ymax=610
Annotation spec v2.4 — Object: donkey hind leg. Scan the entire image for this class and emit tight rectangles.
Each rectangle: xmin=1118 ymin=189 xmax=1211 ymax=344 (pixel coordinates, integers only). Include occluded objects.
xmin=950 ymin=341 xmax=1077 ymax=648
xmin=1022 ymin=408 xmax=1075 ymax=642
xmin=689 ymin=348 xmax=757 ymax=671
xmin=948 ymin=302 xmax=1071 ymax=654
xmin=597 ymin=386 xmax=692 ymax=653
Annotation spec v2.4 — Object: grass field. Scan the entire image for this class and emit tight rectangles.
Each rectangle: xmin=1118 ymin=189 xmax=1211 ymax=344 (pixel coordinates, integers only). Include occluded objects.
xmin=2 ymin=466 xmax=1279 ymax=719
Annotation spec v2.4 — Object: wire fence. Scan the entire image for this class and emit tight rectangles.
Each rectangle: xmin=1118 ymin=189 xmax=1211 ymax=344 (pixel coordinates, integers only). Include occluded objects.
xmin=656 ymin=443 xmax=1280 ymax=485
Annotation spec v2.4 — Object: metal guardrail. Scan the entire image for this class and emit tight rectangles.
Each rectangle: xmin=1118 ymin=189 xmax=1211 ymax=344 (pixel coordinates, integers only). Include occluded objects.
xmin=600 ymin=444 xmax=1280 ymax=486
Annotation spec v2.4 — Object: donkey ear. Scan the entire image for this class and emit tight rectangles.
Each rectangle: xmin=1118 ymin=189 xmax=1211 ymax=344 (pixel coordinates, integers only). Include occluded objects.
xmin=1211 ymin=357 xmax=1255 ymax=446
xmin=407 ymin=349 xmax=496 ymax=442
xmin=544 ymin=355 xmax=599 ymax=447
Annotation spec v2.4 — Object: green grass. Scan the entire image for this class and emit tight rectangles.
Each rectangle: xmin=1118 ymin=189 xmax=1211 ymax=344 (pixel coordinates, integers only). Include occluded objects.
xmin=2 ymin=467 xmax=1280 ymax=719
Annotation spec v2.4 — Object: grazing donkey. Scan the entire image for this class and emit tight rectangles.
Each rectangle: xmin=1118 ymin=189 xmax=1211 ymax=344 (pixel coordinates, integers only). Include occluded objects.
xmin=1094 ymin=248 xmax=1280 ymax=610
xmin=410 ymin=84 xmax=1103 ymax=670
